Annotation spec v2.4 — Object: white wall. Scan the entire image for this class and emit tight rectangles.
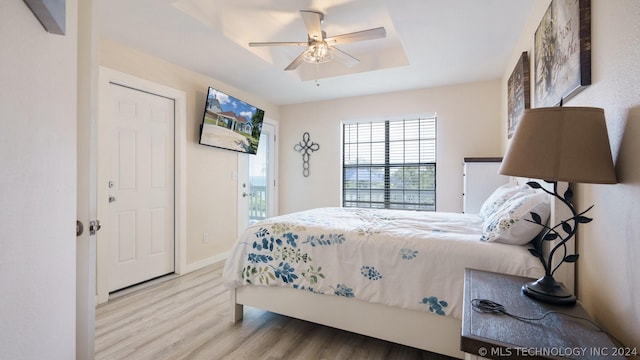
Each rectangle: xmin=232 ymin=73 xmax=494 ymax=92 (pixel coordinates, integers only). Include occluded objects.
xmin=0 ymin=1 xmax=78 ymax=359
xmin=279 ymin=80 xmax=502 ymax=214
xmin=500 ymin=0 xmax=640 ymax=347
xmin=98 ymin=39 xmax=280 ymax=266
xmin=77 ymin=0 xmax=98 ymax=356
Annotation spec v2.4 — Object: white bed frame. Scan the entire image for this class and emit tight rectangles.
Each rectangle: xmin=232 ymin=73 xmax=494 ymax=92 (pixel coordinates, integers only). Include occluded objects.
xmin=229 ymin=180 xmax=574 ymax=359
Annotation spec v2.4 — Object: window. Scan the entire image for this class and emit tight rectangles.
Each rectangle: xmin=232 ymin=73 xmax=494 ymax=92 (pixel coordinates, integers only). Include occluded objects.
xmin=342 ymin=117 xmax=436 ymax=211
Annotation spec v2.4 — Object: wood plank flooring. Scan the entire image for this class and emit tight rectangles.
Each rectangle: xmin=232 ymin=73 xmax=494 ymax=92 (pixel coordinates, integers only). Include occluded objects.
xmin=95 ymin=263 xmax=456 ymax=360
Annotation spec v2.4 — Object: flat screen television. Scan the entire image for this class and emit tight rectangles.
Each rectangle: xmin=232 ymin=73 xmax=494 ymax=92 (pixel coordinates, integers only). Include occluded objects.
xmin=198 ymin=87 xmax=265 ymax=154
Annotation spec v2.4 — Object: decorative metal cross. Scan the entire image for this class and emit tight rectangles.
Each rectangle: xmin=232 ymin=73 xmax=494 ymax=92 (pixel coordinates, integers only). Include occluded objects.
xmin=294 ymin=132 xmax=320 ymax=177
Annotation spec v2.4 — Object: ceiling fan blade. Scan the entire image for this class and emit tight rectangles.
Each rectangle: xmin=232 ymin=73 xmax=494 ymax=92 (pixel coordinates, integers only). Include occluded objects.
xmin=326 ymin=27 xmax=386 ymax=45
xmin=300 ymin=10 xmax=323 ymax=41
xmin=249 ymin=41 xmax=308 ymax=47
xmin=332 ymin=47 xmax=359 ymax=68
xmin=284 ymin=51 xmax=307 ymax=71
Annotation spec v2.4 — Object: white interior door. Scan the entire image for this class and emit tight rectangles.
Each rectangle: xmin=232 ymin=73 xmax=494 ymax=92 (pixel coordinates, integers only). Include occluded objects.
xmin=101 ymin=83 xmax=175 ymax=292
xmin=238 ymin=120 xmax=278 ymax=233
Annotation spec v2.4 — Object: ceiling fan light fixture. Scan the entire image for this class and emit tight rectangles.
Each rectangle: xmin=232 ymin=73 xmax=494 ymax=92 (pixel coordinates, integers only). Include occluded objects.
xmin=303 ymin=41 xmax=334 ymax=64
xmin=250 ymin=10 xmax=385 ymax=70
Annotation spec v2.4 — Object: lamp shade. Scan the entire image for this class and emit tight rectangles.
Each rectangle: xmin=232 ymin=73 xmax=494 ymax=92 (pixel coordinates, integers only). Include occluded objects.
xmin=500 ymin=107 xmax=617 ymax=184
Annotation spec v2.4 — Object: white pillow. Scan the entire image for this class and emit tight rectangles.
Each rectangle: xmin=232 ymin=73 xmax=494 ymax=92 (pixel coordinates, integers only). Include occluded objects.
xmin=481 ymin=190 xmax=550 ymax=245
xmin=478 ymin=183 xmax=531 ymax=220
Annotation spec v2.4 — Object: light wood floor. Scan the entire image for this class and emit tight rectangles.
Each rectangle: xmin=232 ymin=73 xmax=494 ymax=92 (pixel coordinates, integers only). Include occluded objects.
xmin=95 ymin=263 xmax=455 ymax=360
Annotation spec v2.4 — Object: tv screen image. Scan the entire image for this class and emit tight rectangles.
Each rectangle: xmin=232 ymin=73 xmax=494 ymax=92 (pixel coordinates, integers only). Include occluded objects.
xmin=199 ymin=87 xmax=265 ymax=154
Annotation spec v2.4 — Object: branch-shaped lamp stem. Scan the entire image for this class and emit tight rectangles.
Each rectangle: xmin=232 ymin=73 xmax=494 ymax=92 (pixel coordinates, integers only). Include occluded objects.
xmin=522 ymin=180 xmax=593 ymax=305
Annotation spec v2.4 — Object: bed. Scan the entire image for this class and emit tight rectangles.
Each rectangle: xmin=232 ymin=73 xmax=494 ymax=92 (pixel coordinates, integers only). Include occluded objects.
xmin=223 ymin=181 xmax=574 ymax=359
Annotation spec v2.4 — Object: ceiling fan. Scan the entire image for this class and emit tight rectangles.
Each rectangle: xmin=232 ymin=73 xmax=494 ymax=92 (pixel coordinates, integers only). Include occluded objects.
xmin=249 ymin=10 xmax=386 ymax=71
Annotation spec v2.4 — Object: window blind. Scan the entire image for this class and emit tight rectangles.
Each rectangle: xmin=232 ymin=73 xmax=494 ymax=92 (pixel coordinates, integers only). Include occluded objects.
xmin=342 ymin=117 xmax=436 ymax=211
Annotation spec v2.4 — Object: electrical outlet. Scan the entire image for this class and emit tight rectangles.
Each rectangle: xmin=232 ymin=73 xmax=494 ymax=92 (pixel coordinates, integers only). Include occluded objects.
xmin=203 ymin=233 xmax=209 ymax=243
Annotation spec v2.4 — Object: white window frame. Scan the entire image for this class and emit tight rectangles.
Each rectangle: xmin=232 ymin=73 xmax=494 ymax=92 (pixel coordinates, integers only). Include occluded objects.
xmin=341 ymin=116 xmax=437 ymax=211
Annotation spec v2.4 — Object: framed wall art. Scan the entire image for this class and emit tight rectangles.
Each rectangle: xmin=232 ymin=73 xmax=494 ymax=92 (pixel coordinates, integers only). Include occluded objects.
xmin=23 ymin=0 xmax=66 ymax=35
xmin=507 ymin=52 xmax=530 ymax=139
xmin=534 ymin=0 xmax=591 ymax=107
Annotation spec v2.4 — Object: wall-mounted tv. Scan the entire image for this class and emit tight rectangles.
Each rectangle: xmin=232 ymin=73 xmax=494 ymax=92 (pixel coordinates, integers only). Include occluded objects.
xmin=198 ymin=87 xmax=265 ymax=154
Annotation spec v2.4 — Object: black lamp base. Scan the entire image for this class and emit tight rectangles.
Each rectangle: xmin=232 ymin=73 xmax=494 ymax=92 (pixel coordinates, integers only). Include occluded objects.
xmin=522 ymin=275 xmax=576 ymax=305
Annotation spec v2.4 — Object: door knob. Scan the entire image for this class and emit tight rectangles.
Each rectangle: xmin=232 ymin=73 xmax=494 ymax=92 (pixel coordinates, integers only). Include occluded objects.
xmin=76 ymin=220 xmax=84 ymax=237
xmin=109 ymin=195 xmax=116 ymax=203
xmin=89 ymin=220 xmax=102 ymax=235
xmin=242 ymin=192 xmax=249 ymax=198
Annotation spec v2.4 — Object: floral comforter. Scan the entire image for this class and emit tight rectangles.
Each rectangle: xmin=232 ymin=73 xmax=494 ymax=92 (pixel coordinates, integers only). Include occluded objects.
xmin=223 ymin=207 xmax=544 ymax=319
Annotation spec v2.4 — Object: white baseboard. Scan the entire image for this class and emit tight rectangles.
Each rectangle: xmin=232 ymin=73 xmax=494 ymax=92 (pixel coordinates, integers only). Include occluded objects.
xmin=96 ymin=252 xmax=229 ymax=305
xmin=184 ymin=251 xmax=229 ymax=274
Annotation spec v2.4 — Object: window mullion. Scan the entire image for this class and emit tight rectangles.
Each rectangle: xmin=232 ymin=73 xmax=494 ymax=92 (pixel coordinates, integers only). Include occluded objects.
xmin=384 ymin=120 xmax=390 ymax=208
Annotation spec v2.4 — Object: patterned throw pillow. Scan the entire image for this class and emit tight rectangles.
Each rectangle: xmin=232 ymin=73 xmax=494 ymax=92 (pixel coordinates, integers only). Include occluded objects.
xmin=481 ymin=191 xmax=550 ymax=245
xmin=478 ymin=183 xmax=531 ymax=220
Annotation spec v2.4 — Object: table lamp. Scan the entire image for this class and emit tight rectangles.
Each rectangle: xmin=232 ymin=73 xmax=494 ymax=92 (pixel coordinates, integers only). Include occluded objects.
xmin=499 ymin=106 xmax=617 ymax=305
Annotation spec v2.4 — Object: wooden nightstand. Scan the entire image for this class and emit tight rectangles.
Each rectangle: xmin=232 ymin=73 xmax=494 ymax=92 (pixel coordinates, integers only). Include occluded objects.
xmin=461 ymin=269 xmax=627 ymax=360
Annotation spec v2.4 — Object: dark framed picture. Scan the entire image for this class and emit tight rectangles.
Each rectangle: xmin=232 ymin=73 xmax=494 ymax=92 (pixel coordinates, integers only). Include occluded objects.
xmin=507 ymin=52 xmax=530 ymax=139
xmin=23 ymin=0 xmax=66 ymax=35
xmin=534 ymin=0 xmax=591 ymax=107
